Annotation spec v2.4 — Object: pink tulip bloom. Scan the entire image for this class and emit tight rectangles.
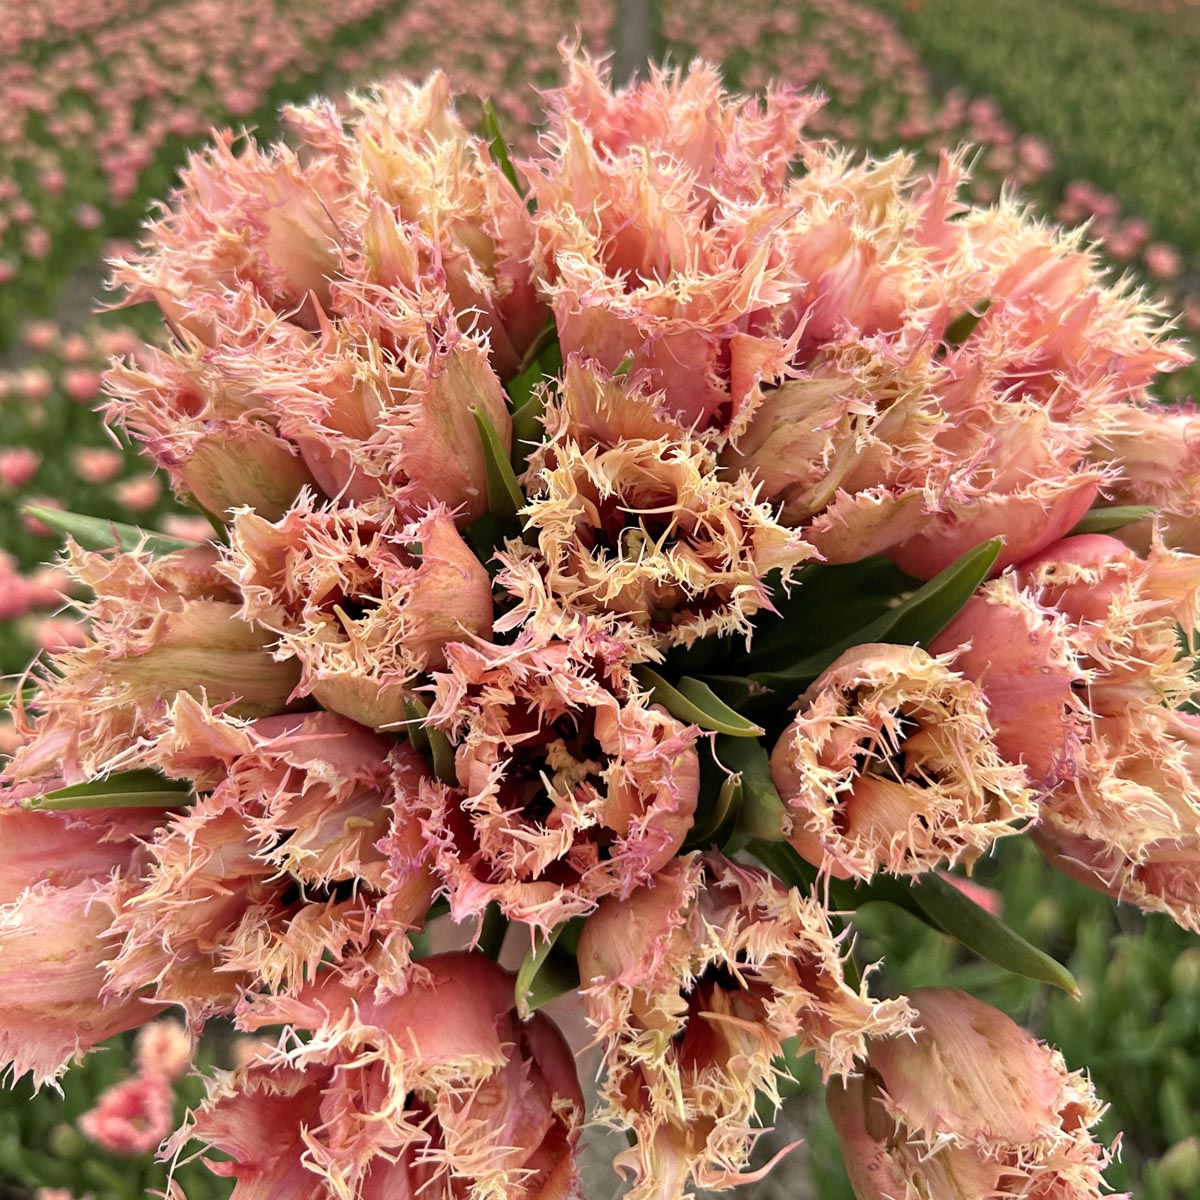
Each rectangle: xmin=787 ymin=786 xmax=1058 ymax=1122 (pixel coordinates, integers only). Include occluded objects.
xmin=425 ymin=627 xmax=700 ymax=930
xmin=0 ymin=446 xmax=40 ymax=488
xmin=931 ymin=574 xmax=1087 ymax=790
xmin=183 ymin=954 xmax=583 ymax=1199
xmin=226 ymin=498 xmax=493 ymax=729
xmin=577 ymin=854 xmax=914 ymax=1198
xmin=5 ymin=544 xmax=299 ymax=790
xmin=771 ymin=643 xmax=1033 ymax=880
xmin=515 ymin=360 xmax=811 ymax=649
xmin=828 ymin=988 xmax=1123 ymax=1199
xmin=106 ymin=712 xmax=436 ymax=1016
xmin=0 ymin=881 xmax=165 ymax=1088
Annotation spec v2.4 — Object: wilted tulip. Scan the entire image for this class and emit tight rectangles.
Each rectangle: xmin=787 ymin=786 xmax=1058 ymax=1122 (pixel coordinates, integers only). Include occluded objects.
xmin=827 ymin=988 xmax=1123 ymax=1199
xmin=182 ymin=954 xmax=583 ymax=1199
xmin=771 ymin=643 xmax=1033 ymax=879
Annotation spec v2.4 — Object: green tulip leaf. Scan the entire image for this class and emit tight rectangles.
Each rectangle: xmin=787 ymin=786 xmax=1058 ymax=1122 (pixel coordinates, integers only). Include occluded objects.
xmin=1069 ymin=505 xmax=1157 ymax=536
xmin=28 ymin=769 xmax=193 ymax=811
xmin=634 ymin=666 xmax=764 ymax=737
xmin=481 ymin=99 xmax=522 ymax=195
xmin=516 ymin=917 xmax=584 ymax=1018
xmin=471 ymin=405 xmax=525 ymax=524
xmin=22 ymin=504 xmax=195 ymax=556
xmin=752 ymin=538 xmax=1002 ymax=689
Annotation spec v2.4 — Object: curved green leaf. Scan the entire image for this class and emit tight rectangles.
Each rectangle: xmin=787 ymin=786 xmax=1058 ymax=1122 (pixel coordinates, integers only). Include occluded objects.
xmin=633 ymin=666 xmax=764 ymax=737
xmin=516 ymin=917 xmax=584 ymax=1018
xmin=908 ymin=870 xmax=1079 ymax=996
xmin=746 ymin=558 xmax=912 ymax=669
xmin=943 ymin=298 xmax=991 ymax=346
xmin=718 ymin=736 xmax=789 ymax=851
xmin=22 ymin=504 xmax=195 ymax=556
xmin=752 ymin=538 xmax=1002 ymax=689
xmin=1069 ymin=505 xmax=1157 ymax=536
xmin=510 ymin=388 xmax=546 ymax=474
xmin=27 ymin=769 xmax=193 ymax=811
xmin=683 ymin=756 xmax=742 ymax=851
xmin=471 ymin=405 xmax=525 ymax=524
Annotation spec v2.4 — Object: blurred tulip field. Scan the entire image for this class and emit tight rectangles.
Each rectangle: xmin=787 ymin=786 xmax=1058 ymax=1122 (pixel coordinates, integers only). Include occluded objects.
xmin=2 ymin=0 xmax=1199 ymax=1197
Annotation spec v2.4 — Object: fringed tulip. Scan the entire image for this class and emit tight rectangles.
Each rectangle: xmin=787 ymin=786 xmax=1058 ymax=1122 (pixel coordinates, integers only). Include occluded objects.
xmin=0 ymin=881 xmax=164 ymax=1088
xmin=181 ymin=954 xmax=583 ymax=1200
xmin=425 ymin=628 xmax=700 ymax=930
xmin=770 ymin=644 xmax=1033 ymax=879
xmin=827 ymin=988 xmax=1123 ymax=1200
xmin=930 ymin=574 xmax=1088 ymax=790
xmin=226 ymin=498 xmax=492 ymax=729
xmin=517 ymin=362 xmax=810 ymax=648
xmin=105 ymin=713 xmax=436 ymax=1018
xmin=5 ymin=544 xmax=300 ymax=789
xmin=577 ymin=854 xmax=913 ymax=1199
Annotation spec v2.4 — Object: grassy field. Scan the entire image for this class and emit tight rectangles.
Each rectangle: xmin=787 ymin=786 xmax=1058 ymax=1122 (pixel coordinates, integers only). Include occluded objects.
xmin=2 ymin=1 xmax=1199 ymax=1197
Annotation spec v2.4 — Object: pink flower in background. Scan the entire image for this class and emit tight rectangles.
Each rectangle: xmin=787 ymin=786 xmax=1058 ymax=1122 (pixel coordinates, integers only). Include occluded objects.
xmin=0 ymin=447 xmax=41 ymax=488
xmin=72 ymin=447 xmax=125 ymax=485
xmin=80 ymin=1073 xmax=174 ymax=1155
xmin=134 ymin=1017 xmax=193 ymax=1081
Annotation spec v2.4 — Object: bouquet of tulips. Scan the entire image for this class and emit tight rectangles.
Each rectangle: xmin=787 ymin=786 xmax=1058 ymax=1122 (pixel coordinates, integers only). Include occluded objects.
xmin=3 ymin=52 xmax=1198 ymax=1200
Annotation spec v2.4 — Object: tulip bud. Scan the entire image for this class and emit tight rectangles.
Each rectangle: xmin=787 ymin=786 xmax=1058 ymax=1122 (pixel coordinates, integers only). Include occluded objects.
xmin=0 ymin=881 xmax=165 ymax=1087
xmin=827 ymin=988 xmax=1123 ymax=1200
xmin=6 ymin=544 xmax=300 ymax=789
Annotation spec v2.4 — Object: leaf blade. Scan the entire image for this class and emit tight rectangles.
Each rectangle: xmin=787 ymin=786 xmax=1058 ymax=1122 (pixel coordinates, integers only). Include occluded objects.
xmin=471 ymin=405 xmax=525 ymax=524
xmin=22 ymin=504 xmax=195 ymax=556
xmin=752 ymin=538 xmax=1002 ymax=689
xmin=633 ymin=666 xmax=764 ymax=737
xmin=26 ymin=769 xmax=193 ymax=811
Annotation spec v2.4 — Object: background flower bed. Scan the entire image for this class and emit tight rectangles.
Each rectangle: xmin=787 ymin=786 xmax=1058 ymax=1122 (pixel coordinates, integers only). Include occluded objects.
xmin=1 ymin=2 xmax=1198 ymax=1198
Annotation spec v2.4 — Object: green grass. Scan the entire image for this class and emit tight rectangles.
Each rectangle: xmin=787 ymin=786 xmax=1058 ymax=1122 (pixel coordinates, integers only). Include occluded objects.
xmin=870 ymin=0 xmax=1200 ymax=262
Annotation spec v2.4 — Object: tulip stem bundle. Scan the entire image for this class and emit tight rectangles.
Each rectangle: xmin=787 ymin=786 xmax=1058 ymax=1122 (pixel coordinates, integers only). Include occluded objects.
xmin=3 ymin=51 xmax=1199 ymax=1200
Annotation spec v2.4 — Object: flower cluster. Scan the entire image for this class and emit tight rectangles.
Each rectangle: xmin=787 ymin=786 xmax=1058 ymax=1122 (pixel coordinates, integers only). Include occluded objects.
xmin=3 ymin=54 xmax=1196 ymax=1199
